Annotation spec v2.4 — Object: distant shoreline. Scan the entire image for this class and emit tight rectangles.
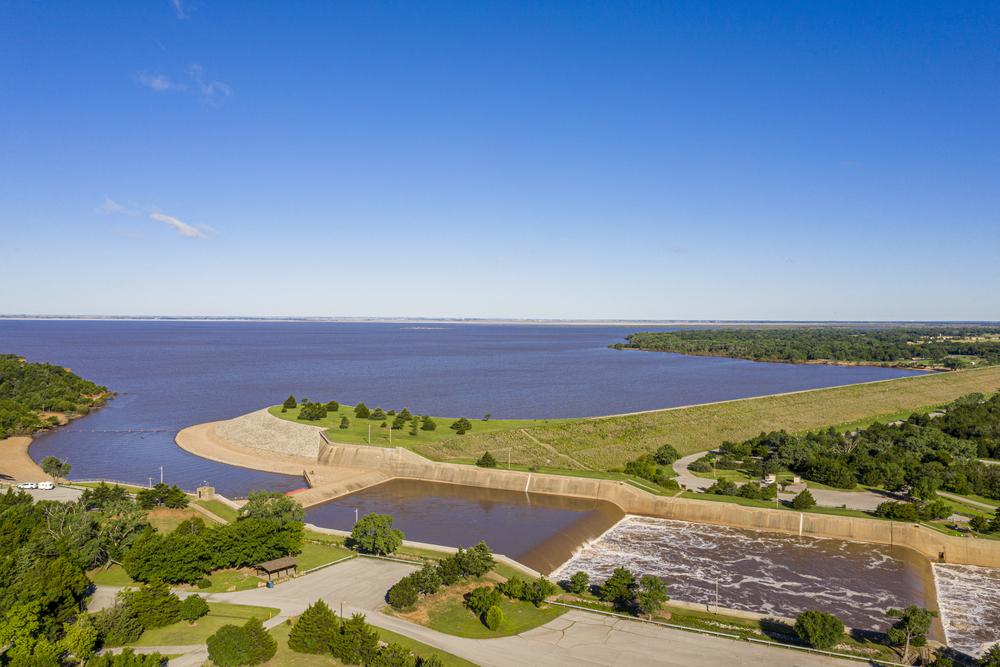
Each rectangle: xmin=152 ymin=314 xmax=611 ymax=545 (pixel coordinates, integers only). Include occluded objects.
xmin=3 ymin=316 xmax=999 ymax=327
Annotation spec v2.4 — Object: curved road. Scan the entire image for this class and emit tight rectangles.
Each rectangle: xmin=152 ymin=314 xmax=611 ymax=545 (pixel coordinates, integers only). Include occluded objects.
xmin=150 ymin=557 xmax=871 ymax=667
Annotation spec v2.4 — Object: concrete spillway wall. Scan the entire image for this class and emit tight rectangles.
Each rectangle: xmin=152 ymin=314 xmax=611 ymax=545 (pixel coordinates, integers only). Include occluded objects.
xmin=315 ymin=434 xmax=1000 ymax=569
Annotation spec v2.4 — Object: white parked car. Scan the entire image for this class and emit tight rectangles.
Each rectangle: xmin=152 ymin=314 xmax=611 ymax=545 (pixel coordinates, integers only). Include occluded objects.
xmin=16 ymin=482 xmax=38 ymax=489
xmin=38 ymin=481 xmax=55 ymax=490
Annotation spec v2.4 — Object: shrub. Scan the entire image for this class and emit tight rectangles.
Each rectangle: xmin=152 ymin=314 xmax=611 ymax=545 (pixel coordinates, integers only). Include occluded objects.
xmin=790 ymin=489 xmax=817 ymax=510
xmin=288 ymin=599 xmax=339 ymax=654
xmin=498 ymin=576 xmax=525 ymax=599
xmin=565 ymin=571 xmax=590 ymax=595
xmin=349 ymin=513 xmax=404 ymax=555
xmin=299 ymin=402 xmax=327 ymax=420
xmin=476 ymin=451 xmax=498 ymax=468
xmin=283 ymin=395 xmax=297 ymax=409
xmin=523 ymin=577 xmax=557 ymax=606
xmin=794 ymin=610 xmax=845 ymax=650
xmin=420 ymin=416 xmax=437 ymax=431
xmin=465 ymin=586 xmax=502 ymax=616
xmin=207 ymin=624 xmax=249 ymax=667
xmin=388 ymin=577 xmax=420 ymax=610
xmin=875 ymin=501 xmax=919 ymax=521
xmin=705 ymin=479 xmax=739 ymax=497
xmin=340 ymin=416 xmax=350 ymax=429
xmin=737 ymin=483 xmax=761 ymax=499
xmin=371 ymin=407 xmax=387 ymax=421
xmin=687 ymin=456 xmax=713 ymax=473
xmin=450 ymin=417 xmax=472 ymax=435
xmin=653 ymin=444 xmax=680 ymax=465
xmin=410 ymin=563 xmax=442 ymax=595
xmin=371 ymin=642 xmax=416 ymax=667
xmin=196 ymin=578 xmax=212 ymax=589
xmin=484 ymin=605 xmax=504 ymax=631
xmin=980 ymin=643 xmax=1000 ymax=667
xmin=325 ymin=400 xmax=340 ymax=412
xmin=87 ymin=648 xmax=166 ymax=666
xmin=354 ymin=403 xmax=370 ymax=419
xmin=637 ymin=575 xmax=668 ymax=617
xmin=970 ymin=515 xmax=992 ymax=533
xmin=179 ymin=595 xmax=209 ymax=622
xmin=600 ymin=567 xmax=637 ymax=608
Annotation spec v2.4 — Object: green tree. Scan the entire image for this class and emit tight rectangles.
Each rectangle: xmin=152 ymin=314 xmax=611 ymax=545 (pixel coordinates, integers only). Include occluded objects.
xmin=450 ymin=417 xmax=472 ymax=435
xmin=92 ymin=603 xmax=144 ymax=647
xmin=409 ymin=418 xmax=418 ymax=436
xmin=484 ymin=605 xmax=504 ymax=631
xmin=392 ymin=415 xmax=407 ymax=430
xmin=794 ymin=610 xmax=844 ymax=650
xmin=238 ymin=490 xmax=305 ymax=525
xmin=289 ymin=599 xmax=339 ymax=654
xmin=326 ymin=400 xmax=340 ymax=412
xmin=790 ymin=489 xmax=817 ymax=510
xmin=349 ymin=513 xmax=404 ymax=555
xmin=354 ymin=403 xmax=370 ymax=419
xmin=600 ymin=567 xmax=637 ymax=608
xmin=283 ymin=395 xmax=298 ymax=409
xmin=61 ymin=614 xmax=99 ymax=662
xmin=207 ymin=624 xmax=250 ymax=667
xmin=398 ymin=408 xmax=412 ymax=421
xmin=40 ymin=455 xmax=71 ymax=480
xmin=420 ymin=416 xmax=437 ymax=431
xmin=653 ymin=444 xmax=680 ymax=465
xmin=637 ymin=575 xmax=668 ymax=618
xmin=179 ymin=594 xmax=210 ymax=622
xmin=410 ymin=563 xmax=442 ymax=595
xmin=566 ymin=571 xmax=590 ymax=595
xmin=476 ymin=451 xmax=498 ymax=468
xmin=980 ymin=643 xmax=1000 ymax=667
xmin=87 ymin=648 xmax=167 ymax=666
xmin=120 ymin=579 xmax=181 ymax=628
xmin=299 ymin=402 xmax=328 ymax=420
xmin=465 ymin=586 xmax=502 ymax=616
xmin=371 ymin=407 xmax=387 ymax=421
xmin=388 ymin=576 xmax=420 ymax=610
xmin=331 ymin=613 xmax=379 ymax=665
xmin=243 ymin=617 xmax=278 ymax=664
xmin=371 ymin=642 xmax=416 ymax=667
xmin=886 ymin=605 xmax=937 ymax=663
xmin=482 ymin=413 xmax=492 ymax=421
xmin=340 ymin=416 xmax=350 ymax=429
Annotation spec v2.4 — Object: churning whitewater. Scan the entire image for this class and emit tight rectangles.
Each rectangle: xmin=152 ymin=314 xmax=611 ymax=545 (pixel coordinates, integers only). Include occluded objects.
xmin=552 ymin=516 xmax=930 ymax=631
xmin=933 ymin=563 xmax=1000 ymax=658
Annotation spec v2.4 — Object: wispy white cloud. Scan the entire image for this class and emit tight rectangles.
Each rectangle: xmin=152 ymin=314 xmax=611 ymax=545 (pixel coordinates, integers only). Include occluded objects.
xmin=188 ymin=65 xmax=232 ymax=104
xmin=170 ymin=0 xmax=187 ymax=19
xmin=96 ymin=197 xmax=141 ymax=216
xmin=137 ymin=72 xmax=187 ymax=92
xmin=150 ymin=212 xmax=208 ymax=239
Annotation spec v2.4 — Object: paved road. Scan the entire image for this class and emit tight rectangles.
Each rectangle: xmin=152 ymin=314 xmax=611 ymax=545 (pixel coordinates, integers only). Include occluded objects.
xmin=196 ymin=558 xmax=863 ymax=667
xmin=939 ymin=490 xmax=998 ymax=512
xmin=0 ymin=482 xmax=82 ymax=503
xmin=672 ymin=452 xmax=889 ymax=511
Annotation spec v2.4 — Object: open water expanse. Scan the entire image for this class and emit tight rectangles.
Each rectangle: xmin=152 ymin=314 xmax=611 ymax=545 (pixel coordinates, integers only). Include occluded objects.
xmin=552 ymin=516 xmax=932 ymax=632
xmin=306 ymin=479 xmax=624 ymax=573
xmin=1 ymin=319 xmax=919 ymax=495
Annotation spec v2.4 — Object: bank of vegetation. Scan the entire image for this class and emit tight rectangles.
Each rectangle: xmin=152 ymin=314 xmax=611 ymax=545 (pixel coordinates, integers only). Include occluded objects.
xmin=0 ymin=354 xmax=110 ymax=439
xmin=612 ymin=326 xmax=1000 ymax=369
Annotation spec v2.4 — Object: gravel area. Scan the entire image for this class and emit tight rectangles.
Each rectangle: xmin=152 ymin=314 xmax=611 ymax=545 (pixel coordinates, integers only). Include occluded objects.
xmin=215 ymin=409 xmax=325 ymax=458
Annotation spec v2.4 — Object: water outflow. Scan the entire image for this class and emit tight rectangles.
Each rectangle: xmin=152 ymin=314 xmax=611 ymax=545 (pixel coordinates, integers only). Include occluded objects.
xmin=552 ymin=515 xmax=932 ymax=632
xmin=933 ymin=563 xmax=1000 ymax=658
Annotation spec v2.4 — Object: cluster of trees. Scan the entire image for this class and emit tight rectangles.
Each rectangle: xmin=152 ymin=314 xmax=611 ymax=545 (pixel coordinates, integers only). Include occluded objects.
xmin=348 ymin=513 xmax=404 ymax=556
xmin=207 ymin=617 xmax=275 ymax=666
xmin=969 ymin=507 xmax=1000 ymax=534
xmin=135 ymin=483 xmax=188 ymax=510
xmin=387 ymin=542 xmax=495 ymax=612
xmin=92 ymin=581 xmax=208 ymax=649
xmin=703 ymin=393 xmax=1000 ymax=503
xmin=593 ymin=567 xmax=669 ymax=617
xmin=612 ymin=326 xmax=1000 ymax=367
xmin=284 ymin=396 xmax=446 ymax=434
xmin=619 ymin=445 xmax=682 ymax=489
xmin=124 ymin=491 xmax=304 ymax=584
xmin=704 ymin=478 xmax=779 ymax=502
xmin=287 ymin=599 xmax=444 ymax=666
xmin=874 ymin=499 xmax=950 ymax=522
xmin=0 ymin=354 xmax=109 ymax=438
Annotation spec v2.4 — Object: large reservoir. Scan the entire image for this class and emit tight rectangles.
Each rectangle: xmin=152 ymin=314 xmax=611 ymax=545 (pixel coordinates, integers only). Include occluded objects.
xmin=4 ymin=319 xmax=920 ymax=495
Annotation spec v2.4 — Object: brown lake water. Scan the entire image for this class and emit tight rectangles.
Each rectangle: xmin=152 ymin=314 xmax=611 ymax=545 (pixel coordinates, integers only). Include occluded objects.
xmin=304 ymin=479 xmax=624 ymax=572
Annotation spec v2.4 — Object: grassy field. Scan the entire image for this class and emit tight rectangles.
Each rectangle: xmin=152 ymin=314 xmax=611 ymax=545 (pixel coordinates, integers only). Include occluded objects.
xmin=297 ymin=540 xmax=355 ymax=570
xmin=147 ymin=507 xmax=202 ymax=533
xmin=193 ymin=498 xmax=239 ymax=522
xmin=419 ymin=365 xmax=1000 ymax=470
xmin=88 ymin=563 xmax=135 ymax=587
xmin=130 ymin=602 xmax=277 ymax=647
xmin=396 ymin=577 xmax=566 ymax=639
xmin=264 ymin=619 xmax=476 ymax=667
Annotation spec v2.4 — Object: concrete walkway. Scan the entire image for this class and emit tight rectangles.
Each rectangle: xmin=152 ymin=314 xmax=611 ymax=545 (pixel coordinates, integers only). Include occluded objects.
xmin=939 ymin=490 xmax=998 ymax=512
xmin=672 ymin=452 xmax=889 ymax=511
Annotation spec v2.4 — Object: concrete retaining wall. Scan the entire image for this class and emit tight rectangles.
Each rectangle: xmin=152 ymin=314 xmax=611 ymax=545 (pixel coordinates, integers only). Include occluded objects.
xmin=314 ymin=435 xmax=1000 ymax=569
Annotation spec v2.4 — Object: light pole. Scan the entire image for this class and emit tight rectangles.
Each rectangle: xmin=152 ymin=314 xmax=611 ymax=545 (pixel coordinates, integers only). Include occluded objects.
xmin=354 ymin=508 xmax=359 ymax=525
xmin=159 ymin=466 xmax=163 ymax=484
xmin=715 ymin=580 xmax=720 ymax=612
xmin=367 ymin=423 xmax=371 ymax=445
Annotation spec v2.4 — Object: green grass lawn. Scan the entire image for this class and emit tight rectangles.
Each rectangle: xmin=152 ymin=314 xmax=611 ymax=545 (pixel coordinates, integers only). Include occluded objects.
xmin=678 ymin=491 xmax=874 ymax=519
xmin=130 ymin=602 xmax=278 ymax=647
xmin=443 ymin=457 xmax=677 ymax=494
xmin=263 ymin=620 xmax=476 ymax=667
xmin=147 ymin=508 xmax=202 ymax=533
xmin=298 ymin=540 xmax=355 ymax=570
xmin=407 ymin=581 xmax=566 ymax=639
xmin=269 ymin=403 xmax=572 ymax=451
xmin=191 ymin=568 xmax=264 ymax=593
xmin=194 ymin=498 xmax=239 ymax=522
xmin=88 ymin=563 xmax=135 ymax=587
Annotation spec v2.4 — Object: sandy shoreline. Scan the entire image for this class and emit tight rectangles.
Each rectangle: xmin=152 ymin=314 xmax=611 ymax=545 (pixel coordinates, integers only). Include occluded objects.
xmin=0 ymin=436 xmax=53 ymax=483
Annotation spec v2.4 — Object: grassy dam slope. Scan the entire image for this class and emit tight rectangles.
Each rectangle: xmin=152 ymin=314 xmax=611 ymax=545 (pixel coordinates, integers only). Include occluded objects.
xmin=411 ymin=365 xmax=1000 ymax=470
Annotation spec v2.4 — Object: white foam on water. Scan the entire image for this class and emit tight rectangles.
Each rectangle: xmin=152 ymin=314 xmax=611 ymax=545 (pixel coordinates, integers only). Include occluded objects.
xmin=552 ymin=515 xmax=927 ymax=631
xmin=932 ymin=562 xmax=1000 ymax=658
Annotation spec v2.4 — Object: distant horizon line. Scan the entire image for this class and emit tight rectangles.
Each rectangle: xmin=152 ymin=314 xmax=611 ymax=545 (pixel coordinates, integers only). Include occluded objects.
xmin=1 ymin=315 xmax=999 ymax=326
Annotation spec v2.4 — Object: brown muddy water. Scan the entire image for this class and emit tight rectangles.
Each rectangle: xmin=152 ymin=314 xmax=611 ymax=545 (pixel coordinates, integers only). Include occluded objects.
xmin=304 ymin=479 xmax=625 ymax=572
xmin=553 ymin=516 xmax=937 ymax=633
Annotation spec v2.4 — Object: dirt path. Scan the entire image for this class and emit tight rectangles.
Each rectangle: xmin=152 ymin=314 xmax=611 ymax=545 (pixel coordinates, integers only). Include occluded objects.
xmin=0 ymin=436 xmax=52 ymax=483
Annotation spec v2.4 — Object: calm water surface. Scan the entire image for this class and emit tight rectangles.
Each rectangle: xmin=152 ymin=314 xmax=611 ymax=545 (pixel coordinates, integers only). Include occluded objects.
xmin=306 ymin=479 xmax=624 ymax=572
xmin=0 ymin=320 xmax=920 ymax=495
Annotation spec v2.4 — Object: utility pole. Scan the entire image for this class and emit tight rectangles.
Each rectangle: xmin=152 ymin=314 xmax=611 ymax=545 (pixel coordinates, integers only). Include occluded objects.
xmin=354 ymin=507 xmax=359 ymax=524
xmin=388 ymin=424 xmax=392 ymax=445
xmin=148 ymin=477 xmax=153 ymax=488
xmin=159 ymin=466 xmax=163 ymax=484
xmin=367 ymin=423 xmax=371 ymax=445
xmin=508 ymin=449 xmax=511 ymax=470
xmin=715 ymin=581 xmax=720 ymax=612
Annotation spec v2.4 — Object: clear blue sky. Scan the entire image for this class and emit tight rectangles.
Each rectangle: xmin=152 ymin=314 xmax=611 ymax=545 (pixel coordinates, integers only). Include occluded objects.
xmin=2 ymin=1 xmax=998 ymax=320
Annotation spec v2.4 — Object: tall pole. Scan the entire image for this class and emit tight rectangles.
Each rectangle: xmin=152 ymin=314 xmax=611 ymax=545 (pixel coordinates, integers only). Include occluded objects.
xmin=354 ymin=508 xmax=358 ymax=524
xmin=160 ymin=466 xmax=163 ymax=484
xmin=715 ymin=581 xmax=719 ymax=612
xmin=508 ymin=449 xmax=511 ymax=470
xmin=389 ymin=424 xmax=392 ymax=445
xmin=368 ymin=423 xmax=371 ymax=445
